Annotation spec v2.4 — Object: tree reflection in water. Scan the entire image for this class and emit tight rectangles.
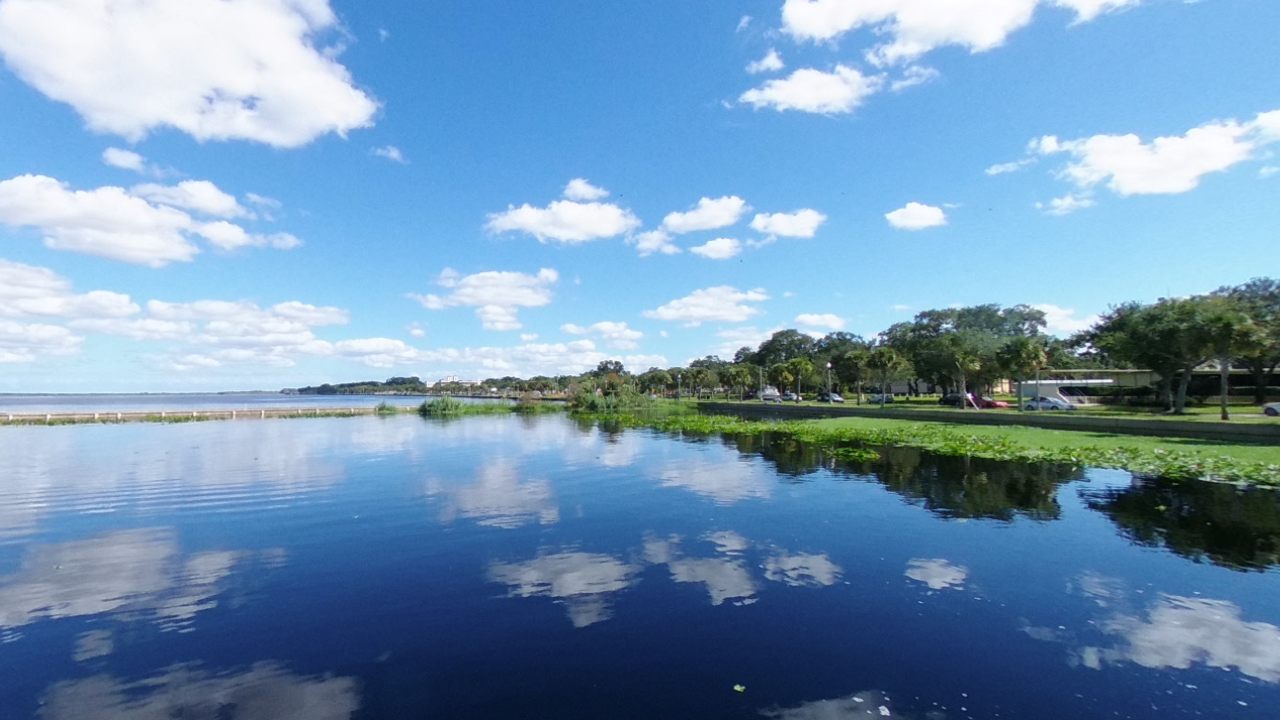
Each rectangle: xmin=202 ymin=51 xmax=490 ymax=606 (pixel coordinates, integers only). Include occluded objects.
xmin=723 ymin=432 xmax=1081 ymax=521
xmin=1083 ymin=476 xmax=1280 ymax=571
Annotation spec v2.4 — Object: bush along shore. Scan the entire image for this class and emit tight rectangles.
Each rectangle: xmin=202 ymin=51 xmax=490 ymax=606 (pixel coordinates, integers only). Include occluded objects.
xmin=592 ymin=412 xmax=1280 ymax=487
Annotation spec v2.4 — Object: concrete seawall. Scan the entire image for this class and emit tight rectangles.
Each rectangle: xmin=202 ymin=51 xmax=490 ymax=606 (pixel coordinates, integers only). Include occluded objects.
xmin=699 ymin=402 xmax=1280 ymax=445
xmin=0 ymin=406 xmax=393 ymax=424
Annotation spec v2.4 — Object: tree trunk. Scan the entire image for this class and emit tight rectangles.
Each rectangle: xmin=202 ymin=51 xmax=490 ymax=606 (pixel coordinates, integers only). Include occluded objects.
xmin=1252 ymin=362 xmax=1268 ymax=405
xmin=1174 ymin=366 xmax=1194 ymax=415
xmin=1220 ymin=355 xmax=1231 ymax=421
xmin=1016 ymin=373 xmax=1024 ymax=412
xmin=879 ymin=370 xmax=887 ymax=408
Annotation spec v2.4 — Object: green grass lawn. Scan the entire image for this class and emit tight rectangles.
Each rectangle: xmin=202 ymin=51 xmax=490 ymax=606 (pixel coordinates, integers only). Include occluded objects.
xmin=811 ymin=415 xmax=1280 ymax=466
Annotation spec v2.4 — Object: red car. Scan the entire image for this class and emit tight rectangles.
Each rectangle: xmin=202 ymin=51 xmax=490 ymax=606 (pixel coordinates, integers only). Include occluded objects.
xmin=975 ymin=396 xmax=1010 ymax=409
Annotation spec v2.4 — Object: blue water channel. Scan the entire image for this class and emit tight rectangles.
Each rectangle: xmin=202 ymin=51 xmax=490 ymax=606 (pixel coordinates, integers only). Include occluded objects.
xmin=0 ymin=414 xmax=1277 ymax=719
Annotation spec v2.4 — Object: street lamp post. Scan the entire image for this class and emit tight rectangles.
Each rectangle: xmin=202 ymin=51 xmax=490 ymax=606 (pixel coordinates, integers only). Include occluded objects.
xmin=826 ymin=362 xmax=832 ymax=402
xmin=677 ymin=373 xmax=681 ymax=402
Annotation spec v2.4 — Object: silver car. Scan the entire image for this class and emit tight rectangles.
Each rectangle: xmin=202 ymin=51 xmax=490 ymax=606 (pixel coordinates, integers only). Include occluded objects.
xmin=1264 ymin=402 xmax=1280 ymax=417
xmin=1024 ymin=396 xmax=1077 ymax=411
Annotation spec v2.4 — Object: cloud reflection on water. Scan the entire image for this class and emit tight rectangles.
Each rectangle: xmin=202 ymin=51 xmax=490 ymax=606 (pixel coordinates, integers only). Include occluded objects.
xmin=657 ymin=458 xmax=772 ymax=504
xmin=426 ymin=460 xmax=559 ymax=529
xmin=904 ymin=559 xmax=968 ymax=591
xmin=0 ymin=528 xmax=244 ymax=631
xmin=39 ymin=662 xmax=360 ymax=720
xmin=488 ymin=551 xmax=641 ymax=627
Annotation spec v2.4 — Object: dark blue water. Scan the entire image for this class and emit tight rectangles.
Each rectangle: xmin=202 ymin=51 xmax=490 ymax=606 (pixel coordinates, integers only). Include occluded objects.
xmin=0 ymin=414 xmax=1277 ymax=719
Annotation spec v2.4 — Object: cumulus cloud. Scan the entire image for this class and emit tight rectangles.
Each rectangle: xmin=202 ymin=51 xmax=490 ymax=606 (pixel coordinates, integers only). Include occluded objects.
xmin=740 ymin=65 xmax=882 ymax=114
xmin=712 ymin=325 xmax=782 ymax=357
xmin=985 ymin=158 xmax=1036 ymax=175
xmin=1032 ymin=110 xmax=1280 ymax=209
xmin=690 ymin=238 xmax=742 ymax=260
xmin=0 ymin=319 xmax=82 ymax=363
xmin=561 ymin=320 xmax=643 ymax=350
xmin=1033 ymin=303 xmax=1098 ymax=335
xmin=749 ymin=209 xmax=827 ymax=238
xmin=629 ymin=229 xmax=681 ymax=257
xmin=562 ymin=178 xmax=610 ymax=201
xmin=885 ymin=201 xmax=947 ymax=229
xmin=131 ymin=181 xmax=250 ymax=218
xmin=0 ymin=258 xmax=138 ymax=319
xmin=372 ymin=145 xmax=407 ymax=163
xmin=795 ymin=313 xmax=845 ymax=330
xmin=661 ymin=196 xmax=750 ymax=234
xmin=486 ymin=183 xmax=641 ymax=244
xmin=101 ymin=147 xmax=145 ymax=172
xmin=780 ymin=0 xmax=1141 ymax=66
xmin=0 ymin=0 xmax=378 ymax=147
xmin=643 ymin=286 xmax=769 ymax=326
xmin=747 ymin=48 xmax=785 ymax=74
xmin=890 ymin=64 xmax=940 ymax=92
xmin=408 ymin=268 xmax=558 ymax=331
xmin=0 ymin=174 xmax=301 ymax=265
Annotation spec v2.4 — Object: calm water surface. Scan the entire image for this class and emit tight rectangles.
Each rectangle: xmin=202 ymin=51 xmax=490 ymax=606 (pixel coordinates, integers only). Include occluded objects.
xmin=0 ymin=414 xmax=1277 ymax=719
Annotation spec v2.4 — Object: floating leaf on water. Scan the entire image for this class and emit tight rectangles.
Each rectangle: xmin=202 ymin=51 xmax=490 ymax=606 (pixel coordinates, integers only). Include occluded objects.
xmin=733 ymin=684 xmax=746 ymax=693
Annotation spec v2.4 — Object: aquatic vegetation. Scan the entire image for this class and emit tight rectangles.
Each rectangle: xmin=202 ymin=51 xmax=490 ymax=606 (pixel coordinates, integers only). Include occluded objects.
xmin=603 ymin=413 xmax=1280 ymax=486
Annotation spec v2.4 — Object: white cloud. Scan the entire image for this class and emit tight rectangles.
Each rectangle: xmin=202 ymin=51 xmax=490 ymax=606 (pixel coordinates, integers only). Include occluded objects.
xmin=740 ymin=65 xmax=883 ymax=114
xmin=779 ymin=0 xmax=1139 ymax=66
xmin=131 ymin=180 xmax=250 ymax=218
xmin=795 ymin=313 xmax=845 ymax=330
xmin=101 ymin=147 xmax=145 ymax=171
xmin=0 ymin=174 xmax=299 ymax=265
xmin=486 ymin=196 xmax=641 ymax=243
xmin=408 ymin=268 xmax=558 ymax=331
xmin=712 ymin=325 xmax=782 ymax=357
xmin=1033 ymin=303 xmax=1098 ymax=335
xmin=1037 ymin=193 xmax=1095 ymax=215
xmin=985 ymin=158 xmax=1036 ymax=175
xmin=0 ymin=0 xmax=378 ymax=147
xmin=905 ymin=558 xmax=968 ymax=590
xmin=1261 ymin=166 xmax=1280 ymax=179
xmin=0 ymin=174 xmax=197 ymax=266
xmin=1081 ymin=595 xmax=1280 ymax=683
xmin=562 ymin=178 xmax=610 ymax=201
xmin=643 ymin=286 xmax=769 ymax=326
xmin=1034 ymin=111 xmax=1280 ymax=201
xmin=0 ymin=319 xmax=82 ymax=362
xmin=690 ymin=238 xmax=742 ymax=260
xmin=489 ymin=550 xmax=639 ymax=627
xmin=629 ymin=229 xmax=681 ymax=257
xmin=0 ymin=258 xmax=138 ymax=319
xmin=661 ymin=196 xmax=750 ymax=234
xmin=890 ymin=64 xmax=939 ymax=91
xmin=245 ymin=193 xmax=281 ymax=208
xmin=372 ymin=145 xmax=407 ymax=163
xmin=749 ymin=209 xmax=827 ymax=238
xmin=560 ymin=320 xmax=643 ymax=350
xmin=747 ymin=48 xmax=785 ymax=74
xmin=737 ymin=15 xmax=753 ymax=32
xmin=408 ymin=323 xmax=426 ymax=338
xmin=885 ymin=201 xmax=947 ymax=229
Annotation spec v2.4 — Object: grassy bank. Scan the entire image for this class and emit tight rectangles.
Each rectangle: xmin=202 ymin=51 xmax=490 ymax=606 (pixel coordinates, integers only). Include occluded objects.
xmin=604 ymin=412 xmax=1280 ymax=486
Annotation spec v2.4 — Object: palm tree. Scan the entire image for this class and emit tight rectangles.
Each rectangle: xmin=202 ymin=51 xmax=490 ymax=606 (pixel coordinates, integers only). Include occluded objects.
xmin=997 ymin=336 xmax=1048 ymax=412
xmin=866 ymin=346 xmax=908 ymax=408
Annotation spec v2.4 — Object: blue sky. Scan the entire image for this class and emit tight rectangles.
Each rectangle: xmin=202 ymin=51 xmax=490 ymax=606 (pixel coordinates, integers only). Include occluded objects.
xmin=0 ymin=0 xmax=1277 ymax=391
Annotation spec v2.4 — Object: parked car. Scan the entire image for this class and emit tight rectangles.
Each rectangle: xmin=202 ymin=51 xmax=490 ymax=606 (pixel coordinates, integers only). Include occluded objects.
xmin=1264 ymin=402 xmax=1280 ymax=417
xmin=975 ymin=396 xmax=1010 ymax=409
xmin=781 ymin=391 xmax=799 ymax=402
xmin=938 ymin=393 xmax=972 ymax=407
xmin=816 ymin=391 xmax=845 ymax=403
xmin=866 ymin=393 xmax=895 ymax=404
xmin=760 ymin=386 xmax=782 ymax=403
xmin=1024 ymin=396 xmax=1077 ymax=411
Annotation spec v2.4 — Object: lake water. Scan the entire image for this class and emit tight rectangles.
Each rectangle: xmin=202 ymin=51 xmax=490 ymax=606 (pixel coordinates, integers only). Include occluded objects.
xmin=0 ymin=414 xmax=1277 ymax=719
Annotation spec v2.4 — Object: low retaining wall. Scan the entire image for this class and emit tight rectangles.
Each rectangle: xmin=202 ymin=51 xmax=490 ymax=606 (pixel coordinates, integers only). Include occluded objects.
xmin=699 ymin=403 xmax=1280 ymax=445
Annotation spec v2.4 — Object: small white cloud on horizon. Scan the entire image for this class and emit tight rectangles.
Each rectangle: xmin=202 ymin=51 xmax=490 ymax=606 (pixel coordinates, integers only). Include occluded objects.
xmin=560 ymin=321 xmax=643 ymax=350
xmin=407 ymin=267 xmax=558 ymax=331
xmin=986 ymin=158 xmax=1036 ymax=175
xmin=644 ymin=286 xmax=769 ymax=327
xmin=486 ymin=184 xmax=641 ymax=244
xmin=795 ymin=313 xmax=845 ymax=330
xmin=737 ymin=15 xmax=752 ymax=32
xmin=630 ymin=229 xmax=682 ymax=257
xmin=690 ymin=238 xmax=743 ymax=260
xmin=1037 ymin=193 xmax=1096 ymax=215
xmin=1259 ymin=166 xmax=1279 ymax=179
xmin=885 ymin=202 xmax=947 ymax=230
xmin=1034 ymin=303 xmax=1098 ymax=335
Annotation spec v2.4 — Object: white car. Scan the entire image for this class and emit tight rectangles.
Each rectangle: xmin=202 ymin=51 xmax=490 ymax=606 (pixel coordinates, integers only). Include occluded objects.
xmin=866 ymin=394 xmax=894 ymax=404
xmin=1024 ymin=396 xmax=1077 ymax=411
xmin=1264 ymin=402 xmax=1280 ymax=417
